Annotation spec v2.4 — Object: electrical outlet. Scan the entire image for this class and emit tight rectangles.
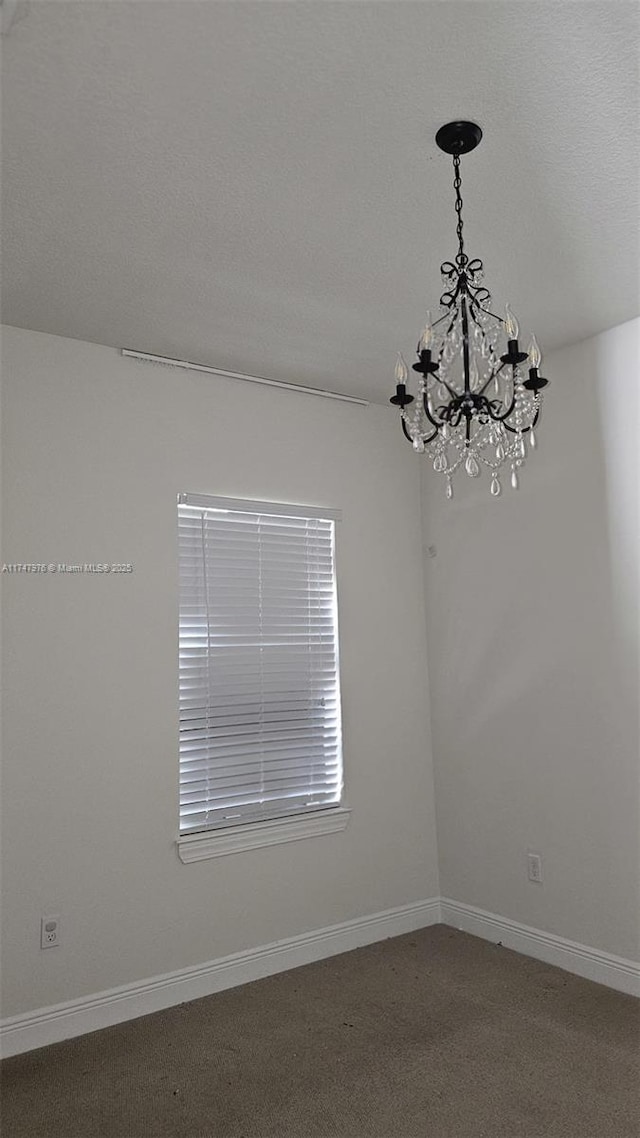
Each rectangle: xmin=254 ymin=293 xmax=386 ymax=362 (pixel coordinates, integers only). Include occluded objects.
xmin=527 ymin=853 xmax=543 ymax=884
xmin=40 ymin=915 xmax=60 ymax=949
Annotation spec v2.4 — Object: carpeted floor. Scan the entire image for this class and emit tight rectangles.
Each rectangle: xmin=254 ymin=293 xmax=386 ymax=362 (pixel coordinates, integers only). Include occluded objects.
xmin=1 ymin=925 xmax=638 ymax=1138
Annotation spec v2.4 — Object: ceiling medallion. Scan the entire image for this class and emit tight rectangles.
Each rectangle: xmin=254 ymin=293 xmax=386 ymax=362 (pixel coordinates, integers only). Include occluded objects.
xmin=390 ymin=121 xmax=549 ymax=498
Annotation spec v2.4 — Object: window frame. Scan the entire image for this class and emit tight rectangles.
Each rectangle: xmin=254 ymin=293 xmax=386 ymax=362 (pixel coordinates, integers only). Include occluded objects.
xmin=176 ymin=492 xmax=349 ymax=861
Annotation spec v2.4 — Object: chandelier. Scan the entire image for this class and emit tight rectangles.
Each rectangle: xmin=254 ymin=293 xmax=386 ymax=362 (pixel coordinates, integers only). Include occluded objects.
xmin=390 ymin=121 xmax=549 ymax=498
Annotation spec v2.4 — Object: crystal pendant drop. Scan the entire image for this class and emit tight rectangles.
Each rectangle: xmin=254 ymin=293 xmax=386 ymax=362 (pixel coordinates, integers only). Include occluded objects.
xmin=529 ymin=428 xmax=537 ymax=449
xmin=511 ymin=466 xmax=519 ymax=490
xmin=517 ymin=436 xmax=526 ymax=458
xmin=465 ymin=454 xmax=480 ymax=478
xmin=490 ymin=475 xmax=501 ymax=496
xmin=433 ymin=452 xmax=447 ymax=473
xmin=412 ymin=435 xmax=425 ymax=453
xmin=495 ymin=443 xmax=505 ymax=462
xmin=445 ymin=478 xmax=453 ymax=500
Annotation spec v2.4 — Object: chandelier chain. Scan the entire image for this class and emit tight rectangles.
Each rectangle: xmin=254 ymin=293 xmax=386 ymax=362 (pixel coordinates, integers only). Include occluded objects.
xmin=453 ymin=155 xmax=466 ymax=265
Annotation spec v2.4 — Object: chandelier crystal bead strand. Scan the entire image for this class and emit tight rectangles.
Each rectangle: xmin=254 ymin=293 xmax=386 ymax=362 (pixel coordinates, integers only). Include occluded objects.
xmin=390 ymin=122 xmax=549 ymax=498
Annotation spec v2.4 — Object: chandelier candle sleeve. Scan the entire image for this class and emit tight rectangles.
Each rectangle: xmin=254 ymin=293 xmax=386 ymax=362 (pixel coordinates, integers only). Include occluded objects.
xmin=390 ymin=121 xmax=550 ymax=497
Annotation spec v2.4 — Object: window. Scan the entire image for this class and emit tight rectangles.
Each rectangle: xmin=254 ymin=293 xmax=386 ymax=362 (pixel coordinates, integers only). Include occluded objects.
xmin=178 ymin=493 xmax=344 ymax=843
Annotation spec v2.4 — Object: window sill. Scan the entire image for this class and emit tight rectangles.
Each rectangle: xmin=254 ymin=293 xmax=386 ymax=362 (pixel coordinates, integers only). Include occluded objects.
xmin=176 ymin=807 xmax=351 ymax=863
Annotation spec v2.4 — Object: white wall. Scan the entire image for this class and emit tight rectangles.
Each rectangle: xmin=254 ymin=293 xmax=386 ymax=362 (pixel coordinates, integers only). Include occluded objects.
xmin=0 ymin=326 xmax=439 ymax=1018
xmin=421 ymin=318 xmax=640 ymax=961
xmin=3 ymin=316 xmax=637 ymax=1025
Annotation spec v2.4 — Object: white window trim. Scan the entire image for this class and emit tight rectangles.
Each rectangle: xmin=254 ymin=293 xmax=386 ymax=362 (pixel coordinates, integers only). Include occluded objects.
xmin=177 ymin=805 xmax=351 ymax=863
xmin=178 ymin=491 xmax=342 ymax=522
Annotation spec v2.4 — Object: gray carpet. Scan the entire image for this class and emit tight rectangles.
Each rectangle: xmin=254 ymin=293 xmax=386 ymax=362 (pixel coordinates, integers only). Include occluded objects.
xmin=1 ymin=925 xmax=638 ymax=1137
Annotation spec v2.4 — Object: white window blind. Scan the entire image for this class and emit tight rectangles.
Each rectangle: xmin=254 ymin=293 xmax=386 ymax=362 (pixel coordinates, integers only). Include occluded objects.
xmin=178 ymin=494 xmax=344 ymax=835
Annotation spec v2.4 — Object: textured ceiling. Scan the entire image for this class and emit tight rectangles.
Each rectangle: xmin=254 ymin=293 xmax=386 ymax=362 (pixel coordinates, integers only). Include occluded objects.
xmin=2 ymin=1 xmax=639 ymax=403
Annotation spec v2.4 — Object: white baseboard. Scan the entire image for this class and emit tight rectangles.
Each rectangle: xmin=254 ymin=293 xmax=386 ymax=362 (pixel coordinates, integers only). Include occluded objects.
xmin=0 ymin=897 xmax=441 ymax=1058
xmin=440 ymin=897 xmax=640 ymax=998
xmin=3 ymin=895 xmax=638 ymax=1057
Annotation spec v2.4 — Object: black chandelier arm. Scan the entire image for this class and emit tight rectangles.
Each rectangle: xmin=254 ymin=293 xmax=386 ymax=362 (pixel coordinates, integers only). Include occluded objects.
xmin=437 ymin=377 xmax=461 ymax=400
xmin=491 ymin=364 xmax=539 ymax=424
xmin=488 ymin=392 xmax=518 ymax=423
xmin=467 ymin=294 xmax=505 ymax=329
xmin=462 ymin=286 xmax=503 ymax=327
xmin=477 ymin=375 xmax=501 ymax=400
xmin=433 ymin=309 xmax=455 ymax=330
xmin=501 ymin=408 xmax=541 ymax=436
xmin=400 ymin=417 xmax=438 ymax=445
xmin=401 ymin=418 xmax=413 ymax=444
xmin=443 ymin=310 xmax=459 ymax=338
xmin=438 ymin=391 xmax=492 ymax=427
xmin=437 ymin=405 xmax=463 ymax=427
xmin=466 ymin=283 xmax=492 ymax=308
xmin=421 ymin=393 xmax=446 ymax=430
